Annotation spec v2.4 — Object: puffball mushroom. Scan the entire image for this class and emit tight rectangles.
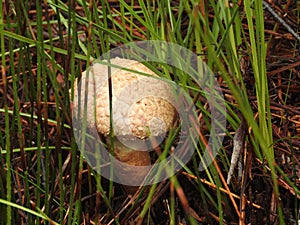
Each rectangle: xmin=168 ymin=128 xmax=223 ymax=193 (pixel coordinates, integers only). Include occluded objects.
xmin=72 ymin=57 xmax=177 ymax=194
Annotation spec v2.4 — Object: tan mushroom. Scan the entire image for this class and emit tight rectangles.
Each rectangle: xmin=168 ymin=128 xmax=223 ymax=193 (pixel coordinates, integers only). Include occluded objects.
xmin=72 ymin=57 xmax=177 ymax=194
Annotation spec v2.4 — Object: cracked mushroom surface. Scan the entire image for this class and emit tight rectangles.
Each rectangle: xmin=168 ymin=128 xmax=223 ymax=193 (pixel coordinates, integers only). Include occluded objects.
xmin=72 ymin=57 xmax=177 ymax=193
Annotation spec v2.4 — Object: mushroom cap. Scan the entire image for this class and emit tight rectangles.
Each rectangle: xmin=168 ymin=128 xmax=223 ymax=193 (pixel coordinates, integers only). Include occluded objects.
xmin=73 ymin=57 xmax=176 ymax=139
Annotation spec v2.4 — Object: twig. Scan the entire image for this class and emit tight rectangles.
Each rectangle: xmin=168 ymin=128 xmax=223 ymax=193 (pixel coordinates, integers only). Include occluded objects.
xmin=262 ymin=0 xmax=300 ymax=42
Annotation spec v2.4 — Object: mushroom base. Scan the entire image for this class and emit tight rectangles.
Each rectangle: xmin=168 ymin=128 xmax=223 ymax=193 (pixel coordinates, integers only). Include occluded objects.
xmin=106 ymin=137 xmax=151 ymax=194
